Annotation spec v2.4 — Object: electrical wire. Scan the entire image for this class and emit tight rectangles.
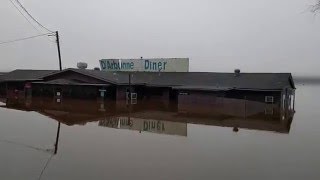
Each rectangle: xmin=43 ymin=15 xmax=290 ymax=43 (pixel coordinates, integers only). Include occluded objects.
xmin=0 ymin=33 xmax=54 ymax=45
xmin=0 ymin=139 xmax=54 ymax=153
xmin=7 ymin=0 xmax=56 ymax=43
xmin=0 ymin=138 xmax=56 ymax=180
xmin=14 ymin=0 xmax=54 ymax=33
xmin=38 ymin=154 xmax=55 ymax=180
xmin=8 ymin=0 xmax=43 ymax=34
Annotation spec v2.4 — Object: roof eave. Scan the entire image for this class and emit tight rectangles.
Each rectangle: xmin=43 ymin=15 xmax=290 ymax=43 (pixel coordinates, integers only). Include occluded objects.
xmin=289 ymin=74 xmax=296 ymax=89
xmin=42 ymin=69 xmax=118 ymax=85
xmin=0 ymin=79 xmax=43 ymax=82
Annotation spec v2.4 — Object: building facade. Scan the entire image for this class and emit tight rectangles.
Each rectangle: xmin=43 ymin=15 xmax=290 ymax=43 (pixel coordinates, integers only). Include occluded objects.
xmin=0 ymin=68 xmax=295 ymax=120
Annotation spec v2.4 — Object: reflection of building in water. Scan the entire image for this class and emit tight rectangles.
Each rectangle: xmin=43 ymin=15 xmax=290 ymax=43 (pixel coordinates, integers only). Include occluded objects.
xmin=2 ymin=94 xmax=295 ymax=135
xmin=0 ymin=68 xmax=296 ymax=151
xmin=99 ymin=117 xmax=187 ymax=136
xmin=4 ymin=97 xmax=113 ymax=126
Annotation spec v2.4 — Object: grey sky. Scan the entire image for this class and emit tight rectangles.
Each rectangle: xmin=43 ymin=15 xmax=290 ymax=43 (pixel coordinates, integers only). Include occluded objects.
xmin=0 ymin=0 xmax=319 ymax=75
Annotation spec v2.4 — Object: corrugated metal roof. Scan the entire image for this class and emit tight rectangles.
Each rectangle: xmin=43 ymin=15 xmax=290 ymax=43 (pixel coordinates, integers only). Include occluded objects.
xmin=33 ymin=78 xmax=110 ymax=86
xmin=65 ymin=69 xmax=294 ymax=90
xmin=0 ymin=72 xmax=8 ymax=81
xmin=172 ymin=86 xmax=233 ymax=91
xmin=0 ymin=69 xmax=57 ymax=82
xmin=1 ymin=68 xmax=295 ymax=90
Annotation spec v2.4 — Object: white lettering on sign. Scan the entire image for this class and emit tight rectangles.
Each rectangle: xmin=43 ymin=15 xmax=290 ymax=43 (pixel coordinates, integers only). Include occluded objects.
xmin=98 ymin=117 xmax=187 ymax=136
xmin=99 ymin=58 xmax=189 ymax=72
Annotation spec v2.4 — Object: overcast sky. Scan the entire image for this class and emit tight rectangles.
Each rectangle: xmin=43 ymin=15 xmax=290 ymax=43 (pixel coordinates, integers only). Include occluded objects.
xmin=0 ymin=0 xmax=319 ymax=75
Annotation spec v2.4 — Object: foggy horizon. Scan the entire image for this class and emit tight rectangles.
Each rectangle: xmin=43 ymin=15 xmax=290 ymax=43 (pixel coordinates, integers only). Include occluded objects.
xmin=2 ymin=1 xmax=320 ymax=179
xmin=1 ymin=0 xmax=320 ymax=76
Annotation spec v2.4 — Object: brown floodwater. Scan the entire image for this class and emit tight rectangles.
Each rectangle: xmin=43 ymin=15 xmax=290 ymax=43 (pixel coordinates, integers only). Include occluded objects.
xmin=0 ymin=84 xmax=319 ymax=180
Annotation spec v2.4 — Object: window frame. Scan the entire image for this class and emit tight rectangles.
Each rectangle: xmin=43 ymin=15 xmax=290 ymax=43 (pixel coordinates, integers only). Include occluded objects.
xmin=265 ymin=96 xmax=274 ymax=103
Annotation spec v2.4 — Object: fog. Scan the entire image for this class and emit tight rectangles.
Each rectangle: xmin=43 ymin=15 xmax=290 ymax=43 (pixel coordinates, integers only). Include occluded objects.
xmin=0 ymin=0 xmax=319 ymax=76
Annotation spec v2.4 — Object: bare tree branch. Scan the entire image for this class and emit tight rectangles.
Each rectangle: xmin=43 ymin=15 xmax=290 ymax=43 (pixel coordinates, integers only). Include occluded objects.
xmin=310 ymin=0 xmax=320 ymax=13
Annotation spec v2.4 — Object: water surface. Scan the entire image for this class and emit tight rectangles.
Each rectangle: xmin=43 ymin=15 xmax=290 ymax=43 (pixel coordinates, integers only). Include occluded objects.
xmin=0 ymin=85 xmax=319 ymax=180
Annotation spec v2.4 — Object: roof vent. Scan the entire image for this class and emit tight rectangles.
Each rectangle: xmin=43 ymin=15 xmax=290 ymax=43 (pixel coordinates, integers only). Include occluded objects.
xmin=93 ymin=67 xmax=100 ymax=71
xmin=77 ymin=62 xmax=88 ymax=69
xmin=234 ymin=69 xmax=240 ymax=77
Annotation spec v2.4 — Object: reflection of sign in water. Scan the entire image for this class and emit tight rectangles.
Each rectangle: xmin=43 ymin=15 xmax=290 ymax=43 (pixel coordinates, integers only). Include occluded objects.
xmin=98 ymin=117 xmax=187 ymax=136
xmin=99 ymin=58 xmax=189 ymax=72
xmin=143 ymin=120 xmax=165 ymax=132
xmin=99 ymin=117 xmax=120 ymax=128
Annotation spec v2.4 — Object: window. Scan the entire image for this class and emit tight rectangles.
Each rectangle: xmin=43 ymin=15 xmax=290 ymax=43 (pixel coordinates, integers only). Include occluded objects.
xmin=179 ymin=92 xmax=189 ymax=95
xmin=265 ymin=106 xmax=274 ymax=115
xmin=99 ymin=89 xmax=106 ymax=98
xmin=126 ymin=92 xmax=137 ymax=104
xmin=131 ymin=93 xmax=137 ymax=100
xmin=265 ymin=96 xmax=274 ymax=103
xmin=131 ymin=93 xmax=137 ymax=104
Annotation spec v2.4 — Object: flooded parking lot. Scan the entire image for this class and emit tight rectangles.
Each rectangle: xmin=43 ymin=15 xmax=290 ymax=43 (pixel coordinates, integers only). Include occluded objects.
xmin=0 ymin=84 xmax=319 ymax=180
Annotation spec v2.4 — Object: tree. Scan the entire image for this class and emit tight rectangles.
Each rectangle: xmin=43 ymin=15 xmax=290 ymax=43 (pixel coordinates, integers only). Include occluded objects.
xmin=310 ymin=0 xmax=320 ymax=13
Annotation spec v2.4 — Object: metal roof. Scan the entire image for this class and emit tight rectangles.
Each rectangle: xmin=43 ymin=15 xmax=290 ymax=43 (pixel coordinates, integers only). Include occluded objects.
xmin=63 ymin=69 xmax=295 ymax=90
xmin=32 ymin=78 xmax=110 ymax=86
xmin=0 ymin=72 xmax=8 ymax=81
xmin=172 ymin=86 xmax=233 ymax=91
xmin=1 ymin=69 xmax=295 ymax=90
xmin=0 ymin=69 xmax=57 ymax=82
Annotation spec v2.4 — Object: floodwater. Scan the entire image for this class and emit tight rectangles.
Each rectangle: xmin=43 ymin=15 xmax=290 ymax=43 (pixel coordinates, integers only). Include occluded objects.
xmin=0 ymin=85 xmax=319 ymax=180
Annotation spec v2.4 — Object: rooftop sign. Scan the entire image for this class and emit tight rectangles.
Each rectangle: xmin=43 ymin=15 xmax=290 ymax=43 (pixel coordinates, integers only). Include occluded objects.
xmin=99 ymin=58 xmax=189 ymax=72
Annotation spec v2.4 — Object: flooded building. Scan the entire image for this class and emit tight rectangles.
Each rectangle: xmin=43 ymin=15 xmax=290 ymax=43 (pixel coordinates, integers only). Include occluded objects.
xmin=0 ymin=72 xmax=6 ymax=100
xmin=0 ymin=68 xmax=295 ymax=116
xmin=0 ymin=70 xmax=56 ymax=99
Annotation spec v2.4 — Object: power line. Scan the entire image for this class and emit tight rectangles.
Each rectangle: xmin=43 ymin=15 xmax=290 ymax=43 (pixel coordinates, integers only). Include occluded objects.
xmin=0 ymin=33 xmax=53 ymax=45
xmin=4 ymin=0 xmax=62 ymax=69
xmin=38 ymin=154 xmax=54 ymax=180
xmin=8 ymin=0 xmax=56 ymax=43
xmin=8 ymin=0 xmax=43 ymax=34
xmin=0 ymin=139 xmax=53 ymax=153
xmin=14 ymin=0 xmax=54 ymax=33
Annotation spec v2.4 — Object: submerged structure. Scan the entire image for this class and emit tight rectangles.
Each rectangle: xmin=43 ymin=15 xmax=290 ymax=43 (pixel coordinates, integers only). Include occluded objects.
xmin=0 ymin=68 xmax=295 ymax=122
xmin=0 ymin=56 xmax=296 ymax=135
xmin=0 ymin=57 xmax=295 ymax=119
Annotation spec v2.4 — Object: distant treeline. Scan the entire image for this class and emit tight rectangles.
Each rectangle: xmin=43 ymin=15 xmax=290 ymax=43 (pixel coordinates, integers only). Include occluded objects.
xmin=294 ymin=76 xmax=320 ymax=85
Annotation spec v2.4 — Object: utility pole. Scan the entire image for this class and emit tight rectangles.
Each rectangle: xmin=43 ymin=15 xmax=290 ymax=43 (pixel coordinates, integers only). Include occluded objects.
xmin=55 ymin=31 xmax=62 ymax=71
xmin=128 ymin=73 xmax=131 ymax=105
xmin=129 ymin=73 xmax=131 ymax=95
xmin=54 ymin=31 xmax=62 ymax=154
xmin=54 ymin=122 xmax=60 ymax=154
